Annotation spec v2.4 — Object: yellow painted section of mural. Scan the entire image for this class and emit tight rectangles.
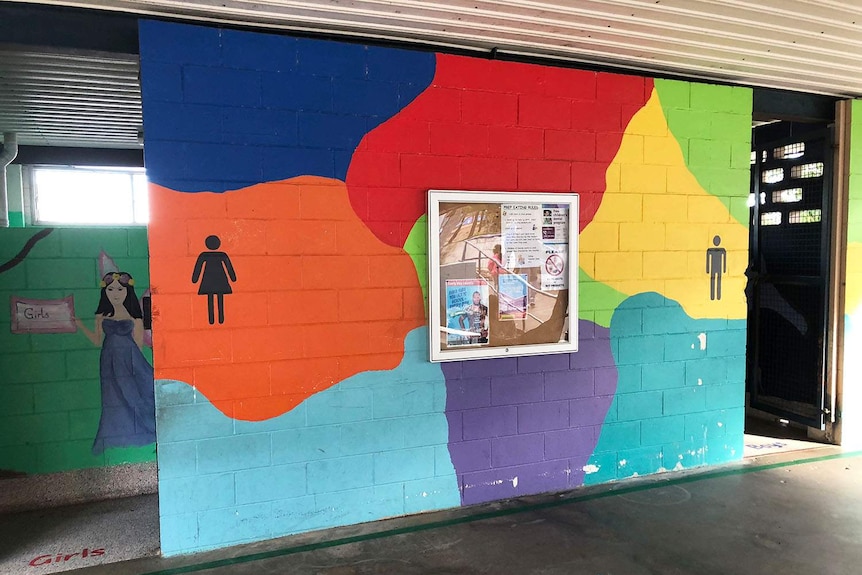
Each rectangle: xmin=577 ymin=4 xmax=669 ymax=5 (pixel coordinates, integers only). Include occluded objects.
xmin=580 ymin=88 xmax=748 ymax=320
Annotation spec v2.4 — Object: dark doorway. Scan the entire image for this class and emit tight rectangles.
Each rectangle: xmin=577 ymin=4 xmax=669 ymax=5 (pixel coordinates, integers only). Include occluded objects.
xmin=748 ymin=123 xmax=832 ymax=428
xmin=746 ymin=89 xmax=839 ymax=442
xmin=746 ymin=90 xmax=835 ymax=442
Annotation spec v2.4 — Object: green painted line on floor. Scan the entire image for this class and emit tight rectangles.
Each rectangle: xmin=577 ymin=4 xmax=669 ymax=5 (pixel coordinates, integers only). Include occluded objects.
xmin=143 ymin=449 xmax=860 ymax=575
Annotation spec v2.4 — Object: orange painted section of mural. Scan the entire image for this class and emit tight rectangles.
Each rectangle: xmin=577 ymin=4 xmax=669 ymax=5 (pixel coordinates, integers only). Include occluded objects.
xmin=148 ymin=176 xmax=424 ymax=420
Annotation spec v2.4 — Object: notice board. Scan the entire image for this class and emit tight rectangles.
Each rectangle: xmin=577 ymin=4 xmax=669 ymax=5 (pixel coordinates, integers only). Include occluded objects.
xmin=428 ymin=190 xmax=578 ymax=362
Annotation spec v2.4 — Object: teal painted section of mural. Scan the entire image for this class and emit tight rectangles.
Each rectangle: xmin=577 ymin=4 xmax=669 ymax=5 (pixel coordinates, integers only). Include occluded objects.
xmin=156 ymin=327 xmax=460 ymax=556
xmin=0 ymin=227 xmax=154 ymax=474
xmin=654 ymin=79 xmax=752 ymax=226
xmin=584 ymin=293 xmax=746 ymax=484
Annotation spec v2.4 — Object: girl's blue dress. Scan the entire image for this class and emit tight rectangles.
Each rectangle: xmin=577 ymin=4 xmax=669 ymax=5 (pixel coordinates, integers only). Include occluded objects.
xmin=92 ymin=319 xmax=156 ymax=455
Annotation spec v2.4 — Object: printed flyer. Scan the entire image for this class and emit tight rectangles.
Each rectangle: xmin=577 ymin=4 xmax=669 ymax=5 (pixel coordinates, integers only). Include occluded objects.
xmin=541 ymin=204 xmax=569 ymax=243
xmin=498 ymin=274 xmax=529 ymax=320
xmin=445 ymin=279 xmax=490 ymax=346
xmin=501 ymin=203 xmax=543 ymax=268
xmin=541 ymin=244 xmax=568 ymax=290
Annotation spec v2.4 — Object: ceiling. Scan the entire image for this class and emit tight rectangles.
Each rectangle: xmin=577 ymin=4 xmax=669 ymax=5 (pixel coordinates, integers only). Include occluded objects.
xmin=27 ymin=0 xmax=862 ymax=97
xmin=0 ymin=44 xmax=142 ymax=148
xmin=1 ymin=0 xmax=860 ymax=151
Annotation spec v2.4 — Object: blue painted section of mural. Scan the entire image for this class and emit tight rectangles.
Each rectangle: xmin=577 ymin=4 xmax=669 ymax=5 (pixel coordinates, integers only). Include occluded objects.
xmin=584 ymin=293 xmax=746 ymax=485
xmin=155 ymin=328 xmax=460 ymax=556
xmin=138 ymin=20 xmax=436 ymax=193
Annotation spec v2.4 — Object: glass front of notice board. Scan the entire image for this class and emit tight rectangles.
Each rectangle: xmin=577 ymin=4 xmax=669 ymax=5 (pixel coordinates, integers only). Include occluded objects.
xmin=428 ymin=190 xmax=578 ymax=362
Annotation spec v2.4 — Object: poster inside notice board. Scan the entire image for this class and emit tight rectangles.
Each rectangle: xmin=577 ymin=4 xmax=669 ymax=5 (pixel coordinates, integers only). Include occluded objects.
xmin=428 ymin=190 xmax=578 ymax=362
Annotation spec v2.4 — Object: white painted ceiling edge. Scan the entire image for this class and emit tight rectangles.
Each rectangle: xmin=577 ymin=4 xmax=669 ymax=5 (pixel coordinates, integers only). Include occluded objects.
xmin=22 ymin=0 xmax=862 ymax=97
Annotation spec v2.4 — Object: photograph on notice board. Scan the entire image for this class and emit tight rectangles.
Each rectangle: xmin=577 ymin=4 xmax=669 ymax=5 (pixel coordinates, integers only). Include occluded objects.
xmin=445 ymin=279 xmax=490 ymax=346
xmin=429 ymin=191 xmax=578 ymax=361
xmin=497 ymin=273 xmax=528 ymax=320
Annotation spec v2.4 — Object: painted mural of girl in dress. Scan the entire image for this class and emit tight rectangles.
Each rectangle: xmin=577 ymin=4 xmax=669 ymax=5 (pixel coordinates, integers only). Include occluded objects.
xmin=75 ymin=272 xmax=156 ymax=455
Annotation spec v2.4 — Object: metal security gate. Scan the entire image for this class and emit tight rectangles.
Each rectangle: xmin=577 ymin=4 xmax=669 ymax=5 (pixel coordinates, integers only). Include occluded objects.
xmin=748 ymin=127 xmax=834 ymax=429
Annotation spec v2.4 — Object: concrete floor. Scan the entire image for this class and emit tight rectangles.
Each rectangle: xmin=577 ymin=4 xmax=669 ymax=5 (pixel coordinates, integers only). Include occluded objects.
xmin=36 ymin=447 xmax=859 ymax=575
xmin=0 ymin=494 xmax=159 ymax=574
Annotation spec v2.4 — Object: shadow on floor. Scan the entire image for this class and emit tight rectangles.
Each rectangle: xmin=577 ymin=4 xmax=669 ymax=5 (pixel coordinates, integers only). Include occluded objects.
xmin=745 ymin=416 xmax=812 ymax=441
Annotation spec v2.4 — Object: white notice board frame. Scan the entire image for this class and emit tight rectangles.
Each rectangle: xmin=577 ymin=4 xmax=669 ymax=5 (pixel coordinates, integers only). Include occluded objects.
xmin=428 ymin=190 xmax=578 ymax=362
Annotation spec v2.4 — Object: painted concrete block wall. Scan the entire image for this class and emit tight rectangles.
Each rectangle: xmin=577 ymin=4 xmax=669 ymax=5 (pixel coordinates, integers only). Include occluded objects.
xmin=139 ymin=20 xmax=751 ymax=556
xmin=0 ymin=228 xmax=154 ymax=475
xmin=842 ymin=100 xmax=862 ymax=446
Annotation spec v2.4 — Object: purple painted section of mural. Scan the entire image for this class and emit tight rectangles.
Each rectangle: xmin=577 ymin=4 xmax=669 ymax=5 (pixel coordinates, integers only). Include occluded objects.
xmin=443 ymin=320 xmax=616 ymax=505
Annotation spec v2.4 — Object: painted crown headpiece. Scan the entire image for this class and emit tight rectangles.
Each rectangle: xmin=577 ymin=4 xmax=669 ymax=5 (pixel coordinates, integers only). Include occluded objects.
xmin=100 ymin=272 xmax=135 ymax=288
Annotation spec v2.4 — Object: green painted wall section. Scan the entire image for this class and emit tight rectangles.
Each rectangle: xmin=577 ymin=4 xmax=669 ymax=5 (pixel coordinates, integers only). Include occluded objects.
xmin=404 ymin=215 xmax=429 ymax=308
xmin=0 ymin=227 xmax=154 ymax=475
xmin=579 ymin=268 xmax=627 ymax=328
xmin=8 ymin=212 xmax=25 ymax=228
xmin=654 ymin=79 xmax=753 ymax=226
xmin=848 ymin=100 xmax=862 ymax=243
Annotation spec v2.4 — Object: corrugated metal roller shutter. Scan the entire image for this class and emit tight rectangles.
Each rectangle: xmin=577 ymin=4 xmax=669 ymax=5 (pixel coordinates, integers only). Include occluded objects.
xmin=30 ymin=0 xmax=862 ymax=96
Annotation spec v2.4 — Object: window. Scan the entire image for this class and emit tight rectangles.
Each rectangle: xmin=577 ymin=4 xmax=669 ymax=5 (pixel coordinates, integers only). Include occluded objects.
xmin=32 ymin=166 xmax=148 ymax=225
xmin=762 ymin=168 xmax=784 ymax=184
xmin=772 ymin=188 xmax=803 ymax=204
xmin=761 ymin=212 xmax=782 ymax=226
xmin=773 ymin=142 xmax=805 ymax=160
xmin=790 ymin=162 xmax=823 ymax=179
xmin=788 ymin=209 xmax=821 ymax=224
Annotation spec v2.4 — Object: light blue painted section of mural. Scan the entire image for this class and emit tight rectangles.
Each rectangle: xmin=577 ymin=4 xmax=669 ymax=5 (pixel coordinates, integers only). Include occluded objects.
xmin=155 ymin=328 xmax=461 ymax=556
xmin=584 ymin=293 xmax=746 ymax=485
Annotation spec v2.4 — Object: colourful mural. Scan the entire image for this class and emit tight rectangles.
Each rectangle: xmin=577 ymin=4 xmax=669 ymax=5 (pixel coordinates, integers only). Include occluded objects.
xmin=147 ymin=177 xmax=424 ymax=421
xmin=841 ymin=100 xmax=862 ymax=447
xmin=75 ymin=271 xmax=156 ymax=455
xmin=0 ymin=228 xmax=155 ymax=475
xmin=140 ymin=20 xmax=751 ymax=556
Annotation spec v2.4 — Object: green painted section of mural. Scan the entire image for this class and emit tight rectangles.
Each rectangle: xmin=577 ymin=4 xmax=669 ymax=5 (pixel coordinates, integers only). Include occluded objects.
xmin=404 ymin=215 xmax=429 ymax=307
xmin=0 ymin=227 xmax=154 ymax=475
xmin=654 ymin=79 xmax=752 ymax=226
xmin=579 ymin=268 xmax=627 ymax=328
xmin=847 ymin=100 xmax=862 ymax=242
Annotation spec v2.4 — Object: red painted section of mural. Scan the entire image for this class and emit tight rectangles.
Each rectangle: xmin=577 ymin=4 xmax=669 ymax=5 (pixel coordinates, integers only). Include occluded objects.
xmin=148 ymin=176 xmax=424 ymax=421
xmin=346 ymin=54 xmax=654 ymax=247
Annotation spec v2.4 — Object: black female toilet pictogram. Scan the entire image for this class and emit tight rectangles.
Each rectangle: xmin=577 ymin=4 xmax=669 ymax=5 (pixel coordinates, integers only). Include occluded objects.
xmin=192 ymin=235 xmax=237 ymax=325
